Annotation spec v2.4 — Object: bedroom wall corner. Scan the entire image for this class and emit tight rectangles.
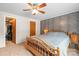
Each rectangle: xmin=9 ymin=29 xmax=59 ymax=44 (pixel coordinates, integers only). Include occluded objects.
xmin=0 ymin=15 xmax=5 ymax=48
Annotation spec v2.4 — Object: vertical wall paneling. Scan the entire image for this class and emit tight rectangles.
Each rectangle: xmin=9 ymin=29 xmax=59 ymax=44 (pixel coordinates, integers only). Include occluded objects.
xmin=40 ymin=11 xmax=79 ymax=34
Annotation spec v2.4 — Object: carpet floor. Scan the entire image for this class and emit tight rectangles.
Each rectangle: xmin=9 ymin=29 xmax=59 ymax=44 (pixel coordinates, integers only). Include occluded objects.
xmin=0 ymin=41 xmax=79 ymax=56
xmin=0 ymin=41 xmax=33 ymax=56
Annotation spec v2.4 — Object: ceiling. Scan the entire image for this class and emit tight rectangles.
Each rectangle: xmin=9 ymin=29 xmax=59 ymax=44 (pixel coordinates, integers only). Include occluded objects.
xmin=0 ymin=3 xmax=79 ymax=20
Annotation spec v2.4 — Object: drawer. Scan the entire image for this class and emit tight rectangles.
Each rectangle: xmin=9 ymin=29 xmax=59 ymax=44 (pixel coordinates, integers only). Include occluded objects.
xmin=77 ymin=44 xmax=79 ymax=50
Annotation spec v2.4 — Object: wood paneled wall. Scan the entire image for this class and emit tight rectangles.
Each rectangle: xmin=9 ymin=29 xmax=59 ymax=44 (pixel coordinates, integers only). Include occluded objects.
xmin=40 ymin=11 xmax=79 ymax=34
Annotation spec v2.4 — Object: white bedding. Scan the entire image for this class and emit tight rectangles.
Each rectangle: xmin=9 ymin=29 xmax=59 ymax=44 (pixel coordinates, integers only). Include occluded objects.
xmin=32 ymin=32 xmax=70 ymax=56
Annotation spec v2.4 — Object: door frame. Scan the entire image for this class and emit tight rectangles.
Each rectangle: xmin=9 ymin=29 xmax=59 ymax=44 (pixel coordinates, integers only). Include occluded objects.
xmin=5 ymin=17 xmax=16 ymax=44
xmin=30 ymin=21 xmax=36 ymax=36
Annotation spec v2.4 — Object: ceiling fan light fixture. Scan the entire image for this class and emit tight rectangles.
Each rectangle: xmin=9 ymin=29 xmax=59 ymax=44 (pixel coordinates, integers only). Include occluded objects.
xmin=23 ymin=3 xmax=47 ymax=15
xmin=32 ymin=9 xmax=39 ymax=15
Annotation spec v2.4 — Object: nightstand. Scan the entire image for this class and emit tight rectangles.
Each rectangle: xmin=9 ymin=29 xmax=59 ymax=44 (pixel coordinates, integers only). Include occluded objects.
xmin=77 ymin=44 xmax=79 ymax=50
xmin=70 ymin=33 xmax=79 ymax=49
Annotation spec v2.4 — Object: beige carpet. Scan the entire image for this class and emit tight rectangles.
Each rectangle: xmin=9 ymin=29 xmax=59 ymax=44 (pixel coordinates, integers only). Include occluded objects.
xmin=0 ymin=41 xmax=33 ymax=56
xmin=67 ymin=48 xmax=79 ymax=56
xmin=0 ymin=41 xmax=79 ymax=56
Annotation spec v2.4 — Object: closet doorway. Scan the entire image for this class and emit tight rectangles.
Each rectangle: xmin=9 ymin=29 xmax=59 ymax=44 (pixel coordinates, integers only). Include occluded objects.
xmin=5 ymin=17 xmax=16 ymax=44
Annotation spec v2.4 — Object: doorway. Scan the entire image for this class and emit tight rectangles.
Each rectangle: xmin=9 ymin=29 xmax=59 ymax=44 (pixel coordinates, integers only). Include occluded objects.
xmin=5 ymin=17 xmax=16 ymax=44
xmin=30 ymin=21 xmax=36 ymax=36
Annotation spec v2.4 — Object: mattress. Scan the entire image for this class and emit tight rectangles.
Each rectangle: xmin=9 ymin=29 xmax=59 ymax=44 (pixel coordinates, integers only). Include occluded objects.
xmin=31 ymin=32 xmax=70 ymax=56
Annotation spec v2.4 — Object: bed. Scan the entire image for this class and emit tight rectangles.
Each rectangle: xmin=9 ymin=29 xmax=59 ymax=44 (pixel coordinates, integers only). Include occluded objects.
xmin=24 ymin=32 xmax=70 ymax=56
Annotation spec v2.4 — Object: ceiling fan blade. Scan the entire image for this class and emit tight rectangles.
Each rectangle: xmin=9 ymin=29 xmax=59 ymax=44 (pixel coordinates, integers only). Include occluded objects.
xmin=23 ymin=9 xmax=31 ymax=11
xmin=28 ymin=3 xmax=33 ymax=7
xmin=38 ymin=3 xmax=47 ymax=8
xmin=38 ymin=10 xmax=46 ymax=14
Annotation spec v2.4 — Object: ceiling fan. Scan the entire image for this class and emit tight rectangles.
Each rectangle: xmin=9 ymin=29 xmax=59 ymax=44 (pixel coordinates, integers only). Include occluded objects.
xmin=23 ymin=3 xmax=47 ymax=15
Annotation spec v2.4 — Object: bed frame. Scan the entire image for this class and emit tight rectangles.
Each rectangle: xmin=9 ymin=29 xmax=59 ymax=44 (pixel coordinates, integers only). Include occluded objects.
xmin=24 ymin=30 xmax=72 ymax=56
xmin=24 ymin=37 xmax=60 ymax=56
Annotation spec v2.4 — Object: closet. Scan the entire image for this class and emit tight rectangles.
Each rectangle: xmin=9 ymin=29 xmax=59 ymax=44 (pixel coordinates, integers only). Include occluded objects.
xmin=5 ymin=17 xmax=16 ymax=43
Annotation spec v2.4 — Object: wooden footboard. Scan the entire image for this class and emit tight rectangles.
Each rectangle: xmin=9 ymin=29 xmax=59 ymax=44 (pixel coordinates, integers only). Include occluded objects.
xmin=24 ymin=37 xmax=60 ymax=56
